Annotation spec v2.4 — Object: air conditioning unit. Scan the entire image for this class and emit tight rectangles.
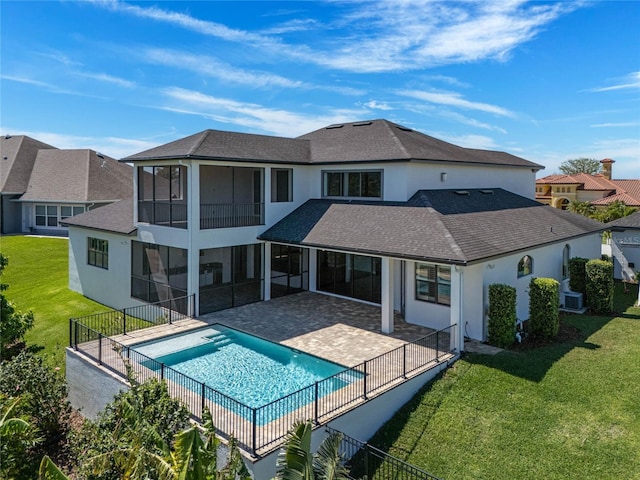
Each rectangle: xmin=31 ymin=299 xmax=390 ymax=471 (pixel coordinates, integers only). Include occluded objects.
xmin=564 ymin=292 xmax=583 ymax=310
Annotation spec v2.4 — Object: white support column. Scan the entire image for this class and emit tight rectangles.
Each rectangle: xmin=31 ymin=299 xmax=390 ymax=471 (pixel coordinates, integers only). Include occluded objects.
xmin=264 ymin=242 xmax=271 ymax=301
xmin=450 ymin=266 xmax=464 ymax=352
xmin=188 ymin=162 xmax=200 ymax=316
xmin=309 ymin=249 xmax=318 ymax=291
xmin=381 ymin=257 xmax=394 ymax=334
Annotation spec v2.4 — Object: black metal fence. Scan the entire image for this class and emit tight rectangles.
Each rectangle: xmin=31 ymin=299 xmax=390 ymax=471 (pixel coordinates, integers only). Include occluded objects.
xmin=328 ymin=426 xmax=443 ymax=480
xmin=70 ymin=311 xmax=456 ymax=457
xmin=69 ymin=294 xmax=195 ymax=339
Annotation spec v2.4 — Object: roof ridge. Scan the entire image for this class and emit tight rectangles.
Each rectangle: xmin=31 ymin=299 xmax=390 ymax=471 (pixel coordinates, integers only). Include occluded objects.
xmin=382 ymin=120 xmax=411 ymax=158
xmin=188 ymin=130 xmax=211 ymax=156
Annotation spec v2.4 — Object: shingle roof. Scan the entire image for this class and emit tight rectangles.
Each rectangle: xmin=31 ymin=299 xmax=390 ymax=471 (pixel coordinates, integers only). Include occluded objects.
xmin=124 ymin=119 xmax=543 ymax=170
xmin=607 ymin=211 xmax=640 ymax=229
xmin=259 ymin=189 xmax=604 ymax=264
xmin=125 ymin=130 xmax=310 ymax=163
xmin=61 ymin=198 xmax=136 ymax=234
xmin=0 ymin=135 xmax=57 ymax=193
xmin=18 ymin=150 xmax=132 ymax=202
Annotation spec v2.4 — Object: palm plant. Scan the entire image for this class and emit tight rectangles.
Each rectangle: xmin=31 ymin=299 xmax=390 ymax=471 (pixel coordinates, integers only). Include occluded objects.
xmin=1 ymin=395 xmax=41 ymax=479
xmin=275 ymin=420 xmax=350 ymax=480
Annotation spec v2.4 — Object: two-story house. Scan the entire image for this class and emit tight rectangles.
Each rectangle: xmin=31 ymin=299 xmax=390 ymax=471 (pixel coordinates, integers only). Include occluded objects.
xmin=64 ymin=119 xmax=604 ymax=349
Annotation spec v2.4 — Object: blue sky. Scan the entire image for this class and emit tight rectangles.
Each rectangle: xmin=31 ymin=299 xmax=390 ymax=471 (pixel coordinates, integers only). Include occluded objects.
xmin=2 ymin=1 xmax=639 ymax=177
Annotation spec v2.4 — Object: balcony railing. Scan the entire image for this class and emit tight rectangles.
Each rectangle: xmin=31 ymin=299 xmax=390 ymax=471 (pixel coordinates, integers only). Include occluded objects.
xmin=200 ymin=203 xmax=264 ymax=229
xmin=138 ymin=201 xmax=188 ymax=229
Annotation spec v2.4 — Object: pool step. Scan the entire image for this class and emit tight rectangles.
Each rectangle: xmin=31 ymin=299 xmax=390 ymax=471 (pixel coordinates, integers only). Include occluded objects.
xmin=205 ymin=331 xmax=236 ymax=349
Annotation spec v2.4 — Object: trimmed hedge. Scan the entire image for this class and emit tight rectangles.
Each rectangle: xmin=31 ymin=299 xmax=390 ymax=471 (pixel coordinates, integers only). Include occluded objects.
xmin=568 ymin=257 xmax=588 ymax=299
xmin=487 ymin=284 xmax=517 ymax=348
xmin=586 ymin=259 xmax=614 ymax=314
xmin=528 ymin=277 xmax=560 ymax=340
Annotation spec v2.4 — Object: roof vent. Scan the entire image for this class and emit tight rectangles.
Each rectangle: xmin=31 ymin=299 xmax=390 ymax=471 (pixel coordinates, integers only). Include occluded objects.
xmin=96 ymin=152 xmax=104 ymax=158
xmin=3 ymin=156 xmax=8 ymax=160
xmin=4 ymin=134 xmax=11 ymax=139
xmin=353 ymin=121 xmax=372 ymax=127
xmin=326 ymin=124 xmax=344 ymax=129
xmin=454 ymin=190 xmax=470 ymax=196
xmin=397 ymin=126 xmax=413 ymax=132
xmin=480 ymin=189 xmax=494 ymax=195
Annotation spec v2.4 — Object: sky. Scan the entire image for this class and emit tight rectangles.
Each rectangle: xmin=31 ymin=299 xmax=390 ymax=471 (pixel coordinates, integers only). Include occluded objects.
xmin=1 ymin=0 xmax=639 ymax=178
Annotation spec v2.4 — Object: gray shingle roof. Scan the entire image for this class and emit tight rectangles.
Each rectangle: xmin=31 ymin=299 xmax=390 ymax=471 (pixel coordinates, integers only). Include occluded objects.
xmin=607 ymin=211 xmax=640 ymax=229
xmin=0 ymin=135 xmax=57 ymax=193
xmin=62 ymin=198 xmax=136 ymax=234
xmin=124 ymin=130 xmax=310 ymax=163
xmin=259 ymin=189 xmax=604 ymax=264
xmin=124 ymin=119 xmax=543 ymax=170
xmin=19 ymin=150 xmax=132 ymax=202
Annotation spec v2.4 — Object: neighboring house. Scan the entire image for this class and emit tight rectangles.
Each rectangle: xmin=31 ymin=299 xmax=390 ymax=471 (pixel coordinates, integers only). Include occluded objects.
xmin=535 ymin=158 xmax=640 ymax=210
xmin=0 ymin=135 xmax=56 ymax=233
xmin=64 ymin=119 xmax=604 ymax=349
xmin=0 ymin=133 xmax=133 ymax=235
xmin=607 ymin=211 xmax=640 ymax=282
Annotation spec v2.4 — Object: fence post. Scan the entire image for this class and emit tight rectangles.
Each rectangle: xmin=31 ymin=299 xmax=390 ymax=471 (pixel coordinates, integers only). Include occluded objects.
xmin=436 ymin=330 xmax=440 ymax=362
xmin=252 ymin=408 xmax=257 ymax=456
xmin=403 ymin=343 xmax=407 ymax=379
xmin=74 ymin=321 xmax=79 ymax=351
xmin=201 ymin=383 xmax=206 ymax=419
xmin=161 ymin=363 xmax=165 ymax=381
xmin=98 ymin=333 xmax=103 ymax=365
xmin=122 ymin=309 xmax=127 ymax=335
xmin=314 ymin=382 xmax=319 ymax=424
xmin=363 ymin=361 xmax=368 ymax=400
xmin=69 ymin=319 xmax=73 ymax=348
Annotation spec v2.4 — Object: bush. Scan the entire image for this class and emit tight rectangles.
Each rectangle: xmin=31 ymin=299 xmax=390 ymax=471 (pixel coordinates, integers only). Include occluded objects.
xmin=487 ymin=284 xmax=517 ymax=348
xmin=71 ymin=376 xmax=191 ymax=480
xmin=586 ymin=259 xmax=614 ymax=314
xmin=0 ymin=351 xmax=71 ymax=439
xmin=568 ymin=257 xmax=588 ymax=302
xmin=528 ymin=277 xmax=560 ymax=340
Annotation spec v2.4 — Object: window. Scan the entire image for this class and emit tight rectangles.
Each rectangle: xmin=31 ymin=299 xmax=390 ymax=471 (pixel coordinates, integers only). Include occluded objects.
xmin=322 ymin=170 xmax=382 ymax=199
xmin=88 ymin=237 xmax=109 ymax=269
xmin=415 ymin=263 xmax=451 ymax=305
xmin=35 ymin=205 xmax=58 ymax=227
xmin=271 ymin=168 xmax=292 ymax=202
xmin=61 ymin=205 xmax=84 ymax=221
xmin=517 ymin=255 xmax=533 ymax=278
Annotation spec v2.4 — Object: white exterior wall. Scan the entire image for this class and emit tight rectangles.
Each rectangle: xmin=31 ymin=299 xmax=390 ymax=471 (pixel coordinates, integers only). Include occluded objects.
xmin=403 ymin=261 xmax=451 ymax=332
xmin=612 ymin=229 xmax=640 ymax=280
xmin=407 ymin=162 xmax=537 ymax=198
xmin=68 ymin=226 xmax=144 ymax=310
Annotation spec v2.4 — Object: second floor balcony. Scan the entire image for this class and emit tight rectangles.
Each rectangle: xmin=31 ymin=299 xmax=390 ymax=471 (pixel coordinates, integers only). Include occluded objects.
xmin=200 ymin=202 xmax=264 ymax=229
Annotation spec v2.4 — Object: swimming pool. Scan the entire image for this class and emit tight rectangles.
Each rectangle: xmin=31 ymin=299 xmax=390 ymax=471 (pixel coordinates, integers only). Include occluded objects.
xmin=132 ymin=325 xmax=360 ymax=423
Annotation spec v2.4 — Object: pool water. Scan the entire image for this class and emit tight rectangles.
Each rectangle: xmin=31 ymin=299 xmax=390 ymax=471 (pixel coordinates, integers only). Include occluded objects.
xmin=132 ymin=325 xmax=359 ymax=422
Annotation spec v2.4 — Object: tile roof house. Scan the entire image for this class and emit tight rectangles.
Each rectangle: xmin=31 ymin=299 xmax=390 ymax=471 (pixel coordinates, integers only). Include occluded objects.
xmin=64 ymin=119 xmax=604 ymax=351
xmin=535 ymin=158 xmax=640 ymax=210
xmin=0 ymin=135 xmax=133 ymax=234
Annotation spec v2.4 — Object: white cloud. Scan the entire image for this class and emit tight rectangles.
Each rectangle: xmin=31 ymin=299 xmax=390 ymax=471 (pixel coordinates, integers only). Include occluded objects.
xmin=1 ymin=128 xmax=157 ymax=159
xmin=1 ymin=75 xmax=104 ymax=98
xmin=73 ymin=71 xmax=136 ymax=88
xmin=397 ymin=89 xmax=514 ymax=117
xmin=587 ymin=71 xmax=640 ymax=92
xmin=159 ymin=87 xmax=366 ymax=137
xmin=591 ymin=122 xmax=639 ymax=128
xmin=437 ymin=133 xmax=499 ymax=150
xmin=363 ymin=100 xmax=393 ymax=111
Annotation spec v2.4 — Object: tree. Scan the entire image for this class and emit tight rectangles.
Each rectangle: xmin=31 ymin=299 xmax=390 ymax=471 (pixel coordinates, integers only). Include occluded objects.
xmin=559 ymin=158 xmax=601 ymax=175
xmin=275 ymin=420 xmax=349 ymax=480
xmin=593 ymin=201 xmax=637 ymax=223
xmin=0 ymin=253 xmax=35 ymax=354
xmin=1 ymin=395 xmax=41 ymax=479
xmin=567 ymin=200 xmax=596 ymax=218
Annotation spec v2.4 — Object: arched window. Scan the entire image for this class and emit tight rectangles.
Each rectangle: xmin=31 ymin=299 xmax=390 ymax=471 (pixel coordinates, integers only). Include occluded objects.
xmin=562 ymin=244 xmax=571 ymax=280
xmin=559 ymin=198 xmax=570 ymax=210
xmin=518 ymin=255 xmax=533 ymax=278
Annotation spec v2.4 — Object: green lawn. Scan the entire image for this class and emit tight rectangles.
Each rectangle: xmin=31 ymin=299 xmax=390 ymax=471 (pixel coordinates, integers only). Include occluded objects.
xmin=363 ymin=282 xmax=640 ymax=479
xmin=0 ymin=235 xmax=107 ymax=371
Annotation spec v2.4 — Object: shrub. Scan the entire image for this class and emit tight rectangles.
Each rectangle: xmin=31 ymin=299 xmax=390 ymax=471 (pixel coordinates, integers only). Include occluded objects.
xmin=528 ymin=277 xmax=560 ymax=340
xmin=568 ymin=257 xmax=588 ymax=301
xmin=487 ymin=284 xmax=517 ymax=348
xmin=0 ymin=351 xmax=71 ymax=439
xmin=586 ymin=259 xmax=614 ymax=314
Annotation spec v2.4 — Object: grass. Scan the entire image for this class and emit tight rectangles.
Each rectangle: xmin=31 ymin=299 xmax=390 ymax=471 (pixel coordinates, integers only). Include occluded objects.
xmin=0 ymin=235 xmax=107 ymax=371
xmin=362 ymin=282 xmax=640 ymax=480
